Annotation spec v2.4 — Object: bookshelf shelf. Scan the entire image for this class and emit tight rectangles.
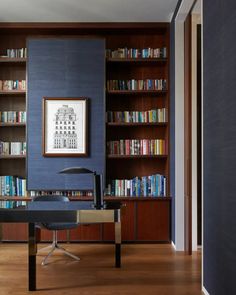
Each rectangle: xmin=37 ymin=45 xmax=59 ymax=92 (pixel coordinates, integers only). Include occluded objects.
xmin=0 ymin=196 xmax=171 ymax=202
xmin=0 ymin=57 xmax=26 ymax=63
xmin=106 ymin=58 xmax=167 ymax=63
xmin=0 ymin=90 xmax=26 ymax=95
xmin=0 ymin=155 xmax=26 ymax=159
xmin=107 ymin=122 xmax=167 ymax=127
xmin=0 ymin=122 xmax=26 ymax=127
xmin=105 ymin=196 xmax=171 ymax=200
xmin=107 ymin=155 xmax=168 ymax=159
xmin=0 ymin=196 xmax=30 ymax=200
xmin=107 ymin=90 xmax=167 ymax=95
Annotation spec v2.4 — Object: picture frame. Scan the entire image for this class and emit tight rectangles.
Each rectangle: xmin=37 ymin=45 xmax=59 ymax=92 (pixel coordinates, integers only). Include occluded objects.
xmin=42 ymin=97 xmax=88 ymax=157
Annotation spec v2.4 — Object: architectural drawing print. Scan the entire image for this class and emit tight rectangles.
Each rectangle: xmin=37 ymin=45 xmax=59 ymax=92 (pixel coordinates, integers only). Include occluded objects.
xmin=43 ymin=97 xmax=88 ymax=156
xmin=53 ymin=105 xmax=78 ymax=149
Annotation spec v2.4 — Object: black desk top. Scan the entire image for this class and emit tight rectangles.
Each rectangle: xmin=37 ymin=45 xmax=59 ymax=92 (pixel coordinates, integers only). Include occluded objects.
xmin=0 ymin=201 xmax=121 ymax=223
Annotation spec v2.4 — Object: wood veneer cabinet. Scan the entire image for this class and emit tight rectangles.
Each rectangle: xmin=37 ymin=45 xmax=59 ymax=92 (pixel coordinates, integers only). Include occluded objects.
xmin=0 ymin=23 xmax=170 ymax=243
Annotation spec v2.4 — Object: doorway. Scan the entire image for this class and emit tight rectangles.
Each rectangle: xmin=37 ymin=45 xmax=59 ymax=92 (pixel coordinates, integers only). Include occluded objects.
xmin=174 ymin=0 xmax=202 ymax=252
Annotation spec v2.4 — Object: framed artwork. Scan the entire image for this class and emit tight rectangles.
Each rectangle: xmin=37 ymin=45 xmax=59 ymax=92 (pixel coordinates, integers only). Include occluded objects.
xmin=42 ymin=97 xmax=88 ymax=157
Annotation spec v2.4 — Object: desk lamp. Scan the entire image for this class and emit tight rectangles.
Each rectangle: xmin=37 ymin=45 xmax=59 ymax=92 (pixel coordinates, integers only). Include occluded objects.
xmin=59 ymin=167 xmax=104 ymax=209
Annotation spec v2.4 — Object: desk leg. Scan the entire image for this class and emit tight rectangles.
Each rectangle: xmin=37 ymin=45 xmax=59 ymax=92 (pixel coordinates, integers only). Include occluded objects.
xmin=115 ymin=222 xmax=121 ymax=268
xmin=28 ymin=223 xmax=37 ymax=291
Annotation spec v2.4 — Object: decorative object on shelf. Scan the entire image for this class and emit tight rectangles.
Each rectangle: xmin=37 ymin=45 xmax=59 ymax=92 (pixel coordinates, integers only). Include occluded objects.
xmin=59 ymin=167 xmax=104 ymax=209
xmin=42 ymin=97 xmax=88 ymax=157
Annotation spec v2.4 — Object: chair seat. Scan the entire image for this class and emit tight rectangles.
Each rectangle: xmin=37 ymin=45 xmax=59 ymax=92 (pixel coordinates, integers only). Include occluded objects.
xmin=42 ymin=222 xmax=78 ymax=231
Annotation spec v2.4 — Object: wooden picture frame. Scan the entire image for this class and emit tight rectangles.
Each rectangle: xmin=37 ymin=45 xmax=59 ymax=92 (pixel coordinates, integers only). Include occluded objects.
xmin=42 ymin=97 xmax=88 ymax=157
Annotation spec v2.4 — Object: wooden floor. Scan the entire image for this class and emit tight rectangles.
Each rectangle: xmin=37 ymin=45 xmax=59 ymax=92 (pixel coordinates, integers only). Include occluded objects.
xmin=0 ymin=243 xmax=202 ymax=295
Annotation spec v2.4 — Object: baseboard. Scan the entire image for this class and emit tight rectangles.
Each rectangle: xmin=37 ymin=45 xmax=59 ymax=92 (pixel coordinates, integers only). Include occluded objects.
xmin=202 ymin=286 xmax=210 ymax=295
xmin=171 ymin=241 xmax=176 ymax=250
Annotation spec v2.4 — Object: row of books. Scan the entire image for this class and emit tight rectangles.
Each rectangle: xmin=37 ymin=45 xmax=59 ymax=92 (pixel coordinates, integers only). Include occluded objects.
xmin=0 ymin=80 xmax=26 ymax=91
xmin=0 ymin=141 xmax=26 ymax=155
xmin=107 ymin=108 xmax=167 ymax=123
xmin=0 ymin=111 xmax=26 ymax=123
xmin=0 ymin=200 xmax=27 ymax=209
xmin=107 ymin=139 xmax=167 ymax=156
xmin=29 ymin=190 xmax=93 ymax=197
xmin=0 ymin=176 xmax=27 ymax=196
xmin=107 ymin=79 xmax=167 ymax=91
xmin=106 ymin=47 xmax=167 ymax=59
xmin=106 ymin=174 xmax=166 ymax=197
xmin=0 ymin=48 xmax=27 ymax=58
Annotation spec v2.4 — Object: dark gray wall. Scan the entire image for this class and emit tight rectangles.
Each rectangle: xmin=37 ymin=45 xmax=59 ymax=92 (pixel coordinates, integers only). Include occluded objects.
xmin=27 ymin=39 xmax=105 ymax=190
xmin=203 ymin=0 xmax=236 ymax=294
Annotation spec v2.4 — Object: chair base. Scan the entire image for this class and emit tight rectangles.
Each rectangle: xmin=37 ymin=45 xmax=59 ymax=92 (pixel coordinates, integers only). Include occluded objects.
xmin=38 ymin=231 xmax=80 ymax=265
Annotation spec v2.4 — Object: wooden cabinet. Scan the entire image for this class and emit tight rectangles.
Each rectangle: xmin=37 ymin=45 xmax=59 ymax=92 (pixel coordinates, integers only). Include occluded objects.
xmin=103 ymin=199 xmax=170 ymax=242
xmin=70 ymin=225 xmax=102 ymax=241
xmin=1 ymin=223 xmax=28 ymax=241
xmin=103 ymin=200 xmax=136 ymax=241
xmin=136 ymin=200 xmax=170 ymax=241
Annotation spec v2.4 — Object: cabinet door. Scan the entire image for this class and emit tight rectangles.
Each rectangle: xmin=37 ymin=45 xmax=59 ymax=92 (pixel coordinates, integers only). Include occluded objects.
xmin=40 ymin=228 xmax=68 ymax=242
xmin=103 ymin=201 xmax=135 ymax=241
xmin=137 ymin=200 xmax=170 ymax=241
xmin=1 ymin=223 xmax=28 ymax=241
xmin=69 ymin=224 xmax=102 ymax=241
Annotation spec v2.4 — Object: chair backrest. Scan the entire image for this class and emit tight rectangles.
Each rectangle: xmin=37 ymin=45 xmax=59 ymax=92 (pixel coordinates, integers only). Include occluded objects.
xmin=33 ymin=195 xmax=69 ymax=202
xmin=31 ymin=195 xmax=76 ymax=229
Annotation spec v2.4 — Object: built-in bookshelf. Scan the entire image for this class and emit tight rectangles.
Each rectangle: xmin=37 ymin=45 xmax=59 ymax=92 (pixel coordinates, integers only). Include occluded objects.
xmin=0 ymin=47 xmax=27 ymax=191
xmin=0 ymin=45 xmax=27 ymax=240
xmin=103 ymin=27 xmax=170 ymax=242
xmin=0 ymin=23 xmax=170 ymax=242
xmin=106 ymin=40 xmax=169 ymax=197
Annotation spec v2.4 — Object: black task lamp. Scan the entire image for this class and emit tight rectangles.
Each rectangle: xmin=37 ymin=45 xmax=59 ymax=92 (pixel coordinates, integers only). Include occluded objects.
xmin=59 ymin=167 xmax=104 ymax=209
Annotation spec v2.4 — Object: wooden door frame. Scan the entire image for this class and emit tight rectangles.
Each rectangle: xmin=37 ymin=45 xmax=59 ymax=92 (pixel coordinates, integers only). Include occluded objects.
xmin=184 ymin=13 xmax=192 ymax=255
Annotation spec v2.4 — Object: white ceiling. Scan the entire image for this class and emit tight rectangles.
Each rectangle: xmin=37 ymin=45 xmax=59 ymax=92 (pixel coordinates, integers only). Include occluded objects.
xmin=0 ymin=0 xmax=179 ymax=22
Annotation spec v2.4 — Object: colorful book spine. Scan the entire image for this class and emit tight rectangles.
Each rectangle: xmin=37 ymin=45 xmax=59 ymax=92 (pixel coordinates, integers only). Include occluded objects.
xmin=106 ymin=174 xmax=167 ymax=197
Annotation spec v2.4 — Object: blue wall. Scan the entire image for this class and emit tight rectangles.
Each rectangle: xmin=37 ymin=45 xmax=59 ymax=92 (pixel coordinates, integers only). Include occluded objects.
xmin=203 ymin=0 xmax=236 ymax=293
xmin=27 ymin=39 xmax=105 ymax=190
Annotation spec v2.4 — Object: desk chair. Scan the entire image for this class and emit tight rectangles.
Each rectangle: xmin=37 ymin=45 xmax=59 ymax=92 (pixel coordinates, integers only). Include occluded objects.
xmin=33 ymin=195 xmax=80 ymax=265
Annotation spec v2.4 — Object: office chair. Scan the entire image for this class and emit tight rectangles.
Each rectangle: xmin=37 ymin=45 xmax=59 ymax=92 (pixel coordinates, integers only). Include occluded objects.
xmin=33 ymin=195 xmax=80 ymax=265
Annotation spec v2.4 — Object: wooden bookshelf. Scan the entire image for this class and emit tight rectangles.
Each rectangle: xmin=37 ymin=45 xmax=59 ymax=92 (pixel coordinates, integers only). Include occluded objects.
xmin=0 ymin=23 xmax=170 ymax=243
xmin=105 ymin=26 xmax=170 ymax=242
xmin=0 ymin=41 xmax=27 ymax=241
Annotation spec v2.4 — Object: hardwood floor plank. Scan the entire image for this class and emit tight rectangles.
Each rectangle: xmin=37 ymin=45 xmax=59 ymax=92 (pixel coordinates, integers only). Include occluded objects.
xmin=0 ymin=243 xmax=202 ymax=295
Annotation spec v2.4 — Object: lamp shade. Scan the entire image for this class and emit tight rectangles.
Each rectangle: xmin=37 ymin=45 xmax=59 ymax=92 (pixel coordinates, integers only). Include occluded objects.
xmin=59 ymin=167 xmax=94 ymax=174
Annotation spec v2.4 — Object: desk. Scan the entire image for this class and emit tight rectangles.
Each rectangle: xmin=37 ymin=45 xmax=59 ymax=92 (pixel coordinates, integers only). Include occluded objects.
xmin=0 ymin=201 xmax=121 ymax=291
